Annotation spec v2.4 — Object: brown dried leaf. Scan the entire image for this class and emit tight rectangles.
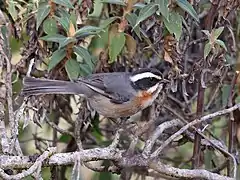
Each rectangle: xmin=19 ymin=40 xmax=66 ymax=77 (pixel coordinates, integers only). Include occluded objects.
xmin=164 ymin=50 xmax=173 ymax=64
xmin=68 ymin=21 xmax=76 ymax=37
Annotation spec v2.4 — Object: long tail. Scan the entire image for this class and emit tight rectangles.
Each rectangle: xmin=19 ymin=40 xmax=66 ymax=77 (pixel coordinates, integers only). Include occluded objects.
xmin=21 ymin=77 xmax=86 ymax=96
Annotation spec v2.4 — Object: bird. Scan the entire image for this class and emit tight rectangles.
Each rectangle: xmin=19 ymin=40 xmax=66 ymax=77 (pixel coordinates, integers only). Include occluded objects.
xmin=21 ymin=68 xmax=167 ymax=118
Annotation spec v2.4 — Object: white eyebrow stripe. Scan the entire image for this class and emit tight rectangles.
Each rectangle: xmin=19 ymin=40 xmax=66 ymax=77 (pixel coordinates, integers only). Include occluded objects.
xmin=130 ymin=72 xmax=162 ymax=82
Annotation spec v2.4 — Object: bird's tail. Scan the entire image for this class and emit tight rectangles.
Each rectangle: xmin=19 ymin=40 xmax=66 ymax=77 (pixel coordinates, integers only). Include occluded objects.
xmin=21 ymin=77 xmax=86 ymax=96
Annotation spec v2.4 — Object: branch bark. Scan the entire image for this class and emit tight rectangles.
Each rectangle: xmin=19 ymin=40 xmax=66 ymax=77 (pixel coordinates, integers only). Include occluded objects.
xmin=0 ymin=147 xmax=234 ymax=180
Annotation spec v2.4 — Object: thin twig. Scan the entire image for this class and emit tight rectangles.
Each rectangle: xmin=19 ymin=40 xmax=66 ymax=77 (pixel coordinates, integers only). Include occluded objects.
xmin=227 ymin=72 xmax=238 ymax=176
xmin=45 ymin=116 xmax=74 ymax=137
xmin=151 ymin=103 xmax=240 ymax=168
xmin=143 ymin=119 xmax=183 ymax=157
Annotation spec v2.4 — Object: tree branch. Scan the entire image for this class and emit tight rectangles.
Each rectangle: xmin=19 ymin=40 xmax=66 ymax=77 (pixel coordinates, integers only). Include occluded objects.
xmin=0 ymin=147 xmax=234 ymax=180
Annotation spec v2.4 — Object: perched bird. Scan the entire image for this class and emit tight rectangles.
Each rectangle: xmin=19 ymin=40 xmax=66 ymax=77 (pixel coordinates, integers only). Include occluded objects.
xmin=21 ymin=68 xmax=167 ymax=118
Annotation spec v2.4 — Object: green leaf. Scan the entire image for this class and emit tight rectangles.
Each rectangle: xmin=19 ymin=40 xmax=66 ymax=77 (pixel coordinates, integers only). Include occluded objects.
xmin=156 ymin=0 xmax=169 ymax=20
xmin=109 ymin=32 xmax=126 ymax=63
xmin=73 ymin=46 xmax=93 ymax=68
xmin=70 ymin=13 xmax=77 ymax=27
xmin=54 ymin=15 xmax=70 ymax=33
xmin=48 ymin=49 xmax=66 ymax=71
xmin=79 ymin=63 xmax=93 ymax=76
xmin=89 ymin=28 xmax=109 ymax=51
xmin=65 ymin=59 xmax=80 ymax=80
xmin=8 ymin=0 xmax=17 ymax=20
xmin=163 ymin=11 xmax=182 ymax=40
xmin=126 ymin=13 xmax=141 ymax=40
xmin=215 ymin=39 xmax=227 ymax=51
xmin=134 ymin=4 xmax=158 ymax=29
xmin=221 ymin=85 xmax=231 ymax=107
xmin=88 ymin=0 xmax=103 ymax=17
xmin=40 ymin=34 xmax=67 ymax=43
xmin=101 ymin=0 xmax=126 ymax=6
xmin=100 ymin=17 xmax=119 ymax=28
xmin=53 ymin=0 xmax=74 ymax=8
xmin=213 ymin=27 xmax=224 ymax=40
xmin=36 ymin=4 xmax=50 ymax=30
xmin=176 ymin=0 xmax=199 ymax=23
xmin=56 ymin=7 xmax=71 ymax=19
xmin=74 ymin=26 xmax=103 ymax=38
xmin=133 ymin=2 xmax=146 ymax=9
xmin=204 ymin=42 xmax=211 ymax=59
xmin=43 ymin=18 xmax=58 ymax=35
xmin=59 ymin=37 xmax=76 ymax=48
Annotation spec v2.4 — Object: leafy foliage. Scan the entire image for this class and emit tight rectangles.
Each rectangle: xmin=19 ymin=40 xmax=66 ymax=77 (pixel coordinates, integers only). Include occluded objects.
xmin=2 ymin=0 xmax=240 ymax=179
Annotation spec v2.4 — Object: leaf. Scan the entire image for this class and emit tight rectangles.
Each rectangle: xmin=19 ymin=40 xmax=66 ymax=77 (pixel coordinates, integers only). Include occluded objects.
xmin=204 ymin=42 xmax=211 ymax=59
xmin=56 ymin=7 xmax=71 ymax=19
xmin=68 ymin=21 xmax=76 ymax=37
xmin=89 ymin=28 xmax=109 ymax=56
xmin=134 ymin=4 xmax=158 ymax=29
xmin=133 ymin=2 xmax=146 ymax=9
xmin=88 ymin=0 xmax=103 ymax=17
xmin=176 ymin=0 xmax=199 ymax=23
xmin=8 ymin=0 xmax=17 ymax=20
xmin=212 ymin=27 xmax=224 ymax=40
xmin=156 ymin=0 xmax=169 ymax=20
xmin=221 ymin=85 xmax=231 ymax=107
xmin=70 ymin=13 xmax=77 ymax=27
xmin=125 ymin=13 xmax=142 ymax=40
xmin=65 ymin=59 xmax=80 ymax=80
xmin=54 ymin=15 xmax=70 ymax=33
xmin=100 ymin=17 xmax=119 ymax=28
xmin=79 ymin=63 xmax=93 ymax=76
xmin=43 ymin=18 xmax=58 ymax=35
xmin=163 ymin=11 xmax=182 ymax=40
xmin=215 ymin=39 xmax=227 ymax=51
xmin=40 ymin=34 xmax=67 ymax=43
xmin=164 ymin=50 xmax=173 ymax=64
xmin=59 ymin=37 xmax=76 ymax=48
xmin=48 ymin=49 xmax=66 ymax=71
xmin=73 ymin=46 xmax=93 ymax=68
xmin=125 ymin=34 xmax=137 ymax=58
xmin=36 ymin=4 xmax=50 ymax=30
xmin=53 ymin=0 xmax=74 ymax=8
xmin=109 ymin=32 xmax=126 ymax=63
xmin=101 ymin=0 xmax=126 ymax=6
xmin=74 ymin=26 xmax=103 ymax=38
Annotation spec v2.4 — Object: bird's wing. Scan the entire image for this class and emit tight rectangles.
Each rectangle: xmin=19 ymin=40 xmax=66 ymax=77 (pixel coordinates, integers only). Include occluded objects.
xmin=77 ymin=72 xmax=135 ymax=104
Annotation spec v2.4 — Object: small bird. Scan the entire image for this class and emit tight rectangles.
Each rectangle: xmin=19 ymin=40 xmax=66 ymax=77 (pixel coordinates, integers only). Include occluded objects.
xmin=21 ymin=68 xmax=167 ymax=118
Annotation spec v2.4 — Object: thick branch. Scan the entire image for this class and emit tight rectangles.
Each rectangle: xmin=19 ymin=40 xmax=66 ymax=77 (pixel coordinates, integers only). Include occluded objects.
xmin=0 ymin=147 xmax=234 ymax=180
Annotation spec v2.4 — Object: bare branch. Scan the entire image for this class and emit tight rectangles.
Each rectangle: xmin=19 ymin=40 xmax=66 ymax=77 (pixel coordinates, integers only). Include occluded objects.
xmin=151 ymin=103 xmax=240 ymax=158
xmin=0 ymin=102 xmax=9 ymax=153
xmin=150 ymin=161 xmax=234 ymax=180
xmin=0 ymin=147 xmax=56 ymax=180
xmin=0 ymin=147 xmax=234 ymax=180
xmin=143 ymin=119 xmax=182 ymax=157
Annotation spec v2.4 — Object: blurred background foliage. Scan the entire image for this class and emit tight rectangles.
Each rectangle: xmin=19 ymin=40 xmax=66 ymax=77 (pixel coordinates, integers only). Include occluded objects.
xmin=1 ymin=0 xmax=240 ymax=179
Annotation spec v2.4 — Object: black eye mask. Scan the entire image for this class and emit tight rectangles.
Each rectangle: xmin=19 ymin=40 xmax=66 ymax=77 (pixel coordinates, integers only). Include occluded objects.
xmin=131 ymin=77 xmax=160 ymax=91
